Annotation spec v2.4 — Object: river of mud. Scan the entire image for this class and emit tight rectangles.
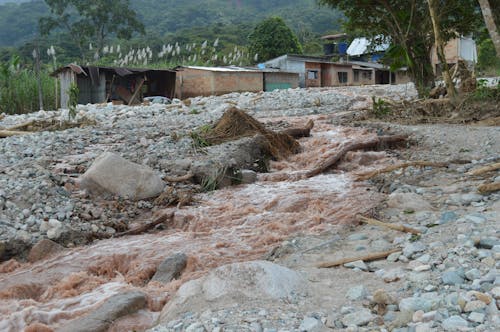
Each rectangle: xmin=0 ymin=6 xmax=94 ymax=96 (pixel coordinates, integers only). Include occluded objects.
xmin=0 ymin=115 xmax=393 ymax=331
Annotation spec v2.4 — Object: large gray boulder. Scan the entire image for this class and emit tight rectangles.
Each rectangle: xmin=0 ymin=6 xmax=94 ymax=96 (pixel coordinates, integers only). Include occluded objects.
xmin=159 ymin=260 xmax=307 ymax=322
xmin=57 ymin=291 xmax=147 ymax=332
xmin=151 ymin=252 xmax=188 ymax=284
xmin=80 ymin=152 xmax=166 ymax=200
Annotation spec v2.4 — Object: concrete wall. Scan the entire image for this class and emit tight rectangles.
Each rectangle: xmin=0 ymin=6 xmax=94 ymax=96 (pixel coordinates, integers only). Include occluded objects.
xmin=176 ymin=68 xmax=263 ymax=98
xmin=395 ymin=71 xmax=411 ymax=84
xmin=321 ymin=63 xmax=353 ymax=86
xmin=353 ymin=69 xmax=375 ymax=85
xmin=265 ymin=56 xmax=306 ymax=87
xmin=264 ymin=72 xmax=299 ymax=91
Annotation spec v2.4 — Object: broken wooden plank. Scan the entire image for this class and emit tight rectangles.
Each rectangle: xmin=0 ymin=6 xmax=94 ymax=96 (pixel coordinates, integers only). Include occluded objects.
xmin=468 ymin=162 xmax=500 ymax=176
xmin=356 ymin=161 xmax=448 ymax=181
xmin=357 ymin=215 xmax=421 ymax=235
xmin=317 ymin=248 xmax=401 ymax=268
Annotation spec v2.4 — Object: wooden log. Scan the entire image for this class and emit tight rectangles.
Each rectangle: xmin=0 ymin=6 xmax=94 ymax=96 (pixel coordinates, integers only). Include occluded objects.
xmin=114 ymin=211 xmax=174 ymax=237
xmin=0 ymin=130 xmax=29 ymax=138
xmin=317 ymin=248 xmax=401 ymax=268
xmin=7 ymin=120 xmax=35 ymax=131
xmin=281 ymin=119 xmax=314 ymax=138
xmin=357 ymin=215 xmax=421 ymax=235
xmin=304 ymin=134 xmax=408 ymax=178
xmin=128 ymin=77 xmax=146 ymax=106
xmin=468 ymin=163 xmax=500 ymax=176
xmin=164 ymin=172 xmax=194 ymax=182
xmin=478 ymin=182 xmax=500 ymax=194
xmin=356 ymin=161 xmax=448 ymax=181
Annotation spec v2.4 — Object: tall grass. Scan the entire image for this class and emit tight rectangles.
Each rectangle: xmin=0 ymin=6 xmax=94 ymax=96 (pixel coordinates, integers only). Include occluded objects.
xmin=0 ymin=57 xmax=57 ymax=115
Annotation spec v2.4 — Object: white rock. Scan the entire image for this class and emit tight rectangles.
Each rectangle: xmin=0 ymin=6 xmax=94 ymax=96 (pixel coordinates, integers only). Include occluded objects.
xmin=159 ymin=260 xmax=306 ymax=322
xmin=387 ymin=192 xmax=433 ymax=212
xmin=80 ymin=152 xmax=166 ymax=200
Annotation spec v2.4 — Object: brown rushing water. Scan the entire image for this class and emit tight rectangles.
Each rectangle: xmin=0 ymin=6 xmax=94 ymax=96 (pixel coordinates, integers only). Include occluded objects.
xmin=0 ymin=116 xmax=389 ymax=331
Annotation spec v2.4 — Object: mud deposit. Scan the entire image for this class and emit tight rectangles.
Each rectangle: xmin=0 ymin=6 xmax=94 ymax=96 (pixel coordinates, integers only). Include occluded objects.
xmin=0 ymin=113 xmax=390 ymax=331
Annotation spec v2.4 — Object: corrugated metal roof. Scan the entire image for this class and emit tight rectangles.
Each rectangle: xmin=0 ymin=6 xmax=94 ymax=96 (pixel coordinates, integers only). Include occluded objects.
xmin=347 ymin=37 xmax=389 ymax=56
xmin=179 ymin=65 xmax=259 ymax=72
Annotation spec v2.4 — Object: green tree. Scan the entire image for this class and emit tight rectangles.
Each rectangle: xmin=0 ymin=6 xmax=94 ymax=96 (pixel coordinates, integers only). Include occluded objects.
xmin=318 ymin=0 xmax=479 ymax=97
xmin=248 ymin=16 xmax=302 ymax=62
xmin=39 ymin=0 xmax=145 ymax=60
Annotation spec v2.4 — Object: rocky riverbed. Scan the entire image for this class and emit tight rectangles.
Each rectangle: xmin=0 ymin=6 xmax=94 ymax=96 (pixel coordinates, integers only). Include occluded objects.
xmin=0 ymin=83 xmax=499 ymax=332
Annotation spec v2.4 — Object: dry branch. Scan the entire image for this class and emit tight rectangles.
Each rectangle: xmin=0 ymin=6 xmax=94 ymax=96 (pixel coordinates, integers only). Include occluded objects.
xmin=356 ymin=161 xmax=448 ymax=181
xmin=7 ymin=121 xmax=35 ymax=131
xmin=0 ymin=130 xmax=30 ymax=138
xmin=164 ymin=172 xmax=194 ymax=182
xmin=468 ymin=163 xmax=500 ymax=176
xmin=281 ymin=119 xmax=315 ymax=138
xmin=304 ymin=134 xmax=407 ymax=178
xmin=114 ymin=211 xmax=174 ymax=237
xmin=478 ymin=182 xmax=500 ymax=194
xmin=357 ymin=215 xmax=421 ymax=235
xmin=317 ymin=248 xmax=401 ymax=268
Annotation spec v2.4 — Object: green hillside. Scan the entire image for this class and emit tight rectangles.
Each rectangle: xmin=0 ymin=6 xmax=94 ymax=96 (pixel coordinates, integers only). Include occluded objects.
xmin=0 ymin=0 xmax=341 ymax=47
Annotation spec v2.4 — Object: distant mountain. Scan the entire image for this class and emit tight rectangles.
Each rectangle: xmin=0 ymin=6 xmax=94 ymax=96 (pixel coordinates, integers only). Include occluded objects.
xmin=0 ymin=0 xmax=31 ymax=4
xmin=0 ymin=0 xmax=342 ymax=48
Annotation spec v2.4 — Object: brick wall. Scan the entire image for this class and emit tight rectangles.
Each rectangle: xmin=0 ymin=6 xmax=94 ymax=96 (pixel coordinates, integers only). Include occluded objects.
xmin=176 ymin=68 xmax=263 ymax=98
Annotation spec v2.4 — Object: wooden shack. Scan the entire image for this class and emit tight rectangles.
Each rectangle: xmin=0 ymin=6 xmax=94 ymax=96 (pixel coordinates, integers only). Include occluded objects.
xmin=52 ymin=64 xmax=176 ymax=108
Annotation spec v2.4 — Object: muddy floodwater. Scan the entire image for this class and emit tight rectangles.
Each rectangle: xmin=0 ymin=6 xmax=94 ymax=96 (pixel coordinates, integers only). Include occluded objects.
xmin=0 ymin=115 xmax=391 ymax=331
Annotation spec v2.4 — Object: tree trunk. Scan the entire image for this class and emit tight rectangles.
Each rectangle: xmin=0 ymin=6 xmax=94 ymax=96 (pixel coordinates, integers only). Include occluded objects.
xmin=478 ymin=0 xmax=500 ymax=57
xmin=34 ymin=41 xmax=44 ymax=111
xmin=427 ymin=0 xmax=457 ymax=102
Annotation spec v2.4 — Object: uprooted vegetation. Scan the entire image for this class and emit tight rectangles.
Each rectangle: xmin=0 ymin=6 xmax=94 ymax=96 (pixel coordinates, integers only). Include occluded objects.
xmin=363 ymin=82 xmax=500 ymax=125
xmin=187 ymin=107 xmax=311 ymax=190
xmin=191 ymin=107 xmax=302 ymax=159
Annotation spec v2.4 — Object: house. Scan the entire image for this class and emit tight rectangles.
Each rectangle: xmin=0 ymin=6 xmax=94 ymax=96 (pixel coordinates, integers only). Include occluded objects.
xmin=263 ymin=54 xmax=408 ymax=88
xmin=430 ymin=36 xmax=477 ymax=74
xmin=175 ymin=66 xmax=299 ymax=98
xmin=347 ymin=36 xmax=390 ymax=62
xmin=321 ymin=33 xmax=349 ymax=58
xmin=52 ymin=64 xmax=176 ymax=108
xmin=263 ymin=54 xmax=355 ymax=88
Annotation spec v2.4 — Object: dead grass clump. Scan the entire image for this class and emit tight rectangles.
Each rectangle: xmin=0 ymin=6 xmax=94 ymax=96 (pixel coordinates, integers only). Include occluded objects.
xmin=0 ymin=258 xmax=22 ymax=273
xmin=41 ymin=272 xmax=104 ymax=300
xmin=24 ymin=323 xmax=54 ymax=332
xmin=203 ymin=107 xmax=300 ymax=159
xmin=0 ymin=283 xmax=45 ymax=300
xmin=87 ymin=254 xmax=134 ymax=279
xmin=87 ymin=254 xmax=157 ymax=286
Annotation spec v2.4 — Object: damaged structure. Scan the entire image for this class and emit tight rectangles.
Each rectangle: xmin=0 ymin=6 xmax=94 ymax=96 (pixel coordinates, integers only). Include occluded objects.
xmin=52 ymin=64 xmax=176 ymax=108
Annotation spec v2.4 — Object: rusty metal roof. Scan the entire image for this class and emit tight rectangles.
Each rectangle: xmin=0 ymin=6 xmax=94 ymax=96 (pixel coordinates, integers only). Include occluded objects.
xmin=51 ymin=64 xmax=175 ymax=77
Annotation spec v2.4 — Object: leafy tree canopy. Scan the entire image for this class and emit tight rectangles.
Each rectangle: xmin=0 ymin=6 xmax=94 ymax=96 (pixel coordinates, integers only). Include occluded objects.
xmin=249 ymin=16 xmax=303 ymax=62
xmin=318 ymin=0 xmax=480 ymax=96
xmin=40 ymin=0 xmax=145 ymax=59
